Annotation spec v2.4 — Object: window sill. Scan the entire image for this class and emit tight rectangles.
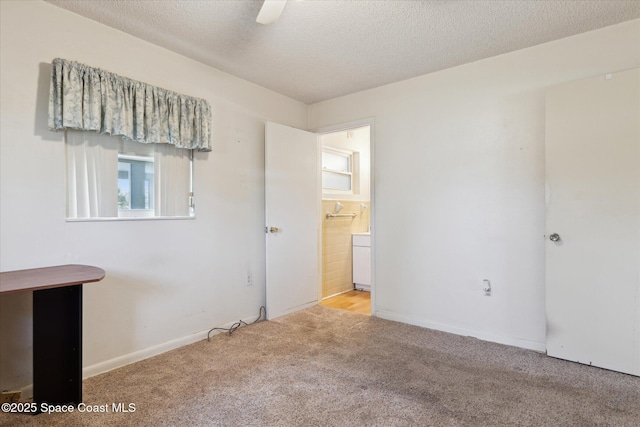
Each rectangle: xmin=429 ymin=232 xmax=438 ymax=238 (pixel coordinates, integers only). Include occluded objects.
xmin=66 ymin=215 xmax=195 ymax=222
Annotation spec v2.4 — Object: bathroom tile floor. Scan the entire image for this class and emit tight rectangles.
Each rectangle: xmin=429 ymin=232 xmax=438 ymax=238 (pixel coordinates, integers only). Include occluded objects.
xmin=320 ymin=289 xmax=370 ymax=315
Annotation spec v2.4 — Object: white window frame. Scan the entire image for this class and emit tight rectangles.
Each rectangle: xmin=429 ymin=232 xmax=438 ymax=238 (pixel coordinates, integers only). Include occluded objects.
xmin=322 ymin=146 xmax=354 ymax=195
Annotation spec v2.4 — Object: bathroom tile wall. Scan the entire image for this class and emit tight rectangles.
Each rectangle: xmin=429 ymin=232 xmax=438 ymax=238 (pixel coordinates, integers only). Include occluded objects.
xmin=322 ymin=200 xmax=370 ymax=298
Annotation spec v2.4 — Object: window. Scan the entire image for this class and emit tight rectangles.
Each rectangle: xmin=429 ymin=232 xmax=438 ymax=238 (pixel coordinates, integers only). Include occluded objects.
xmin=65 ymin=130 xmax=194 ymax=220
xmin=117 ymin=155 xmax=155 ymax=217
xmin=322 ymin=147 xmax=353 ymax=193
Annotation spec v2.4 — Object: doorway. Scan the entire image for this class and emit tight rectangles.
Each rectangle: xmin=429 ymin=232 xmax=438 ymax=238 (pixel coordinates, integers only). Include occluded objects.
xmin=317 ymin=123 xmax=373 ymax=316
xmin=264 ymin=120 xmax=374 ymax=320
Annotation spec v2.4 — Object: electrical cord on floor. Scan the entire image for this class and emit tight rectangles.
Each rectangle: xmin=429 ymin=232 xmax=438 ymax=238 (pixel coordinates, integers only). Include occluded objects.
xmin=207 ymin=305 xmax=266 ymax=342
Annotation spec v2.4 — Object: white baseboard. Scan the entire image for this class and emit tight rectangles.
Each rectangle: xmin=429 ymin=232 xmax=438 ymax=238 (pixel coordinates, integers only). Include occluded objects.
xmin=83 ymin=314 xmax=261 ymax=379
xmin=375 ymin=310 xmax=546 ymax=353
xmin=16 ymin=314 xmax=262 ymax=399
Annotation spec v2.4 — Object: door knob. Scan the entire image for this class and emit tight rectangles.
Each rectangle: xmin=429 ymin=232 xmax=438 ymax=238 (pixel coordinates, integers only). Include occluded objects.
xmin=269 ymin=226 xmax=280 ymax=233
xmin=549 ymin=233 xmax=561 ymax=242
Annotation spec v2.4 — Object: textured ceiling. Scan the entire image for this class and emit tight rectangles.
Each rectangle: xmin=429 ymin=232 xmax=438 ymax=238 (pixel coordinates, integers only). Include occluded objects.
xmin=46 ymin=0 xmax=640 ymax=104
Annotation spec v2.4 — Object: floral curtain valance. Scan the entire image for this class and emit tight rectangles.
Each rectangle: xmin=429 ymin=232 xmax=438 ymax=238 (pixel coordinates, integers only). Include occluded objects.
xmin=48 ymin=58 xmax=212 ymax=151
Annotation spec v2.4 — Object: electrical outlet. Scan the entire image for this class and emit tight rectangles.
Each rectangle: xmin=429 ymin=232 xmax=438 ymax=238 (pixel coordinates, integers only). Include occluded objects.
xmin=1 ymin=391 xmax=21 ymax=403
xmin=245 ymin=271 xmax=252 ymax=286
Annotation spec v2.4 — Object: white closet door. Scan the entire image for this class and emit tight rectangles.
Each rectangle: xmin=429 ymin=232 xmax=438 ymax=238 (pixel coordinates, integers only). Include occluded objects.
xmin=545 ymin=69 xmax=640 ymax=376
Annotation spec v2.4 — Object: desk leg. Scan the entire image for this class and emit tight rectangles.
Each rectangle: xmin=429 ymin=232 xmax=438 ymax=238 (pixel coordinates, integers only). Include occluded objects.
xmin=33 ymin=284 xmax=82 ymax=406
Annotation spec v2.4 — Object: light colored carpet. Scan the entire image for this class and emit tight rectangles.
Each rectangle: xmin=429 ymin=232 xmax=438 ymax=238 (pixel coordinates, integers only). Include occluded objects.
xmin=2 ymin=305 xmax=639 ymax=426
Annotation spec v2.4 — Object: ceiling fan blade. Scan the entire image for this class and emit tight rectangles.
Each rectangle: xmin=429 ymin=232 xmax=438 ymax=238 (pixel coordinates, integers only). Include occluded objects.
xmin=256 ymin=0 xmax=287 ymax=25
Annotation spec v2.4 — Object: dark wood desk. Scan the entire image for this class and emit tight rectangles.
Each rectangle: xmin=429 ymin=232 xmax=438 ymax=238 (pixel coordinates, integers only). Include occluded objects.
xmin=0 ymin=264 xmax=105 ymax=407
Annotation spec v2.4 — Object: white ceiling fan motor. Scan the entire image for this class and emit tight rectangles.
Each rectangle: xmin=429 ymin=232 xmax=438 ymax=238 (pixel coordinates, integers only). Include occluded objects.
xmin=256 ymin=0 xmax=287 ymax=25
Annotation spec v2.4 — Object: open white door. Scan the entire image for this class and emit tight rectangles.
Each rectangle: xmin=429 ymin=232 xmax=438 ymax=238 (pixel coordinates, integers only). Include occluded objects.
xmin=265 ymin=122 xmax=320 ymax=320
xmin=545 ymin=69 xmax=640 ymax=376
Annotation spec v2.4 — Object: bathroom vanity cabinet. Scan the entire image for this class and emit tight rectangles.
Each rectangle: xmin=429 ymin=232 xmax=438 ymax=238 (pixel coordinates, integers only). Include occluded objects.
xmin=352 ymin=233 xmax=371 ymax=291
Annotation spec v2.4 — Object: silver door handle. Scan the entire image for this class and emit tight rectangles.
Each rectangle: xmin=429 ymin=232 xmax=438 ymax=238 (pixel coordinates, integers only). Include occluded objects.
xmin=269 ymin=226 xmax=280 ymax=233
xmin=549 ymin=233 xmax=561 ymax=242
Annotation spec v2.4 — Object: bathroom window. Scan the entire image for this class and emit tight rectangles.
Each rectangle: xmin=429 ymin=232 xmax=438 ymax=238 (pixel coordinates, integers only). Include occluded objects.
xmin=322 ymin=147 xmax=353 ymax=192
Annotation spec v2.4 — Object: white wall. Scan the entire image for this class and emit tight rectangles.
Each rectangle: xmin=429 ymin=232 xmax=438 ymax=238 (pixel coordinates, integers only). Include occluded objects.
xmin=309 ymin=20 xmax=640 ymax=351
xmin=321 ymin=126 xmax=371 ymax=202
xmin=0 ymin=1 xmax=307 ymax=392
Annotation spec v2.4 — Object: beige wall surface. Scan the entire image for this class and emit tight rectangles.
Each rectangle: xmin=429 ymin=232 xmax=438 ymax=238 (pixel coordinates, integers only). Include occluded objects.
xmin=309 ymin=19 xmax=640 ymax=351
xmin=0 ymin=1 xmax=307 ymax=392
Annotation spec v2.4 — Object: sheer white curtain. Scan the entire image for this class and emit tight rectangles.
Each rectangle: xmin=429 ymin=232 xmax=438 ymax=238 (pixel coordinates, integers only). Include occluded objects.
xmin=66 ymin=130 xmax=118 ymax=218
xmin=154 ymin=144 xmax=191 ymax=217
xmin=66 ymin=130 xmax=192 ymax=219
